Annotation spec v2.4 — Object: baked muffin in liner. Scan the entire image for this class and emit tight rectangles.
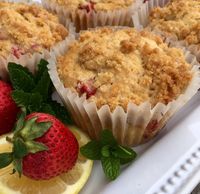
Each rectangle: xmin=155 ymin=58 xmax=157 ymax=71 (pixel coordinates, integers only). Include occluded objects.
xmin=132 ymin=0 xmax=200 ymax=62
xmin=0 ymin=0 xmax=75 ymax=80
xmin=42 ymin=0 xmax=142 ymax=32
xmin=48 ymin=27 xmax=200 ymax=146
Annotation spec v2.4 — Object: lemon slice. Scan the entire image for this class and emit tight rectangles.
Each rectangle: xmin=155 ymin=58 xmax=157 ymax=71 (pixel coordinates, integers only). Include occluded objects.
xmin=0 ymin=126 xmax=93 ymax=194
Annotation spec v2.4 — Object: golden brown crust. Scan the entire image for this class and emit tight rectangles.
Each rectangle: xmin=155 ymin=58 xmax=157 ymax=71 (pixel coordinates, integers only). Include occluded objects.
xmin=58 ymin=28 xmax=192 ymax=111
xmin=149 ymin=0 xmax=200 ymax=48
xmin=0 ymin=2 xmax=68 ymax=59
xmin=50 ymin=0 xmax=134 ymax=11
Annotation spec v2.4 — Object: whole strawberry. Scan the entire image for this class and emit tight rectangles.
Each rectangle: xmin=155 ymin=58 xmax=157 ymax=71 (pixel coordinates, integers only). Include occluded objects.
xmin=0 ymin=113 xmax=79 ymax=180
xmin=0 ymin=80 xmax=19 ymax=135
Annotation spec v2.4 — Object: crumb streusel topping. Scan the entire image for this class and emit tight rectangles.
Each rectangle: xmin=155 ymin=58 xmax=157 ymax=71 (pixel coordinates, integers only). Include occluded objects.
xmin=149 ymin=0 xmax=200 ymax=48
xmin=50 ymin=0 xmax=134 ymax=11
xmin=58 ymin=28 xmax=192 ymax=111
xmin=0 ymin=2 xmax=68 ymax=59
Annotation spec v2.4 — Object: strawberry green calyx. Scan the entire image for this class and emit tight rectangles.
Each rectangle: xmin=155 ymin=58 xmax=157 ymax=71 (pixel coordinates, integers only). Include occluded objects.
xmin=0 ymin=110 xmax=51 ymax=177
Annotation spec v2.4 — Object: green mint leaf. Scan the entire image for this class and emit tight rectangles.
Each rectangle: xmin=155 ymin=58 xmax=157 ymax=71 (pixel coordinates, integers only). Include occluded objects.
xmin=80 ymin=141 xmax=101 ymax=160
xmin=8 ymin=63 xmax=35 ymax=92
xmin=100 ymin=130 xmax=117 ymax=146
xmin=34 ymin=59 xmax=49 ymax=83
xmin=115 ymin=146 xmax=137 ymax=165
xmin=13 ymin=159 xmax=22 ymax=177
xmin=20 ymin=117 xmax=51 ymax=140
xmin=32 ymin=70 xmax=51 ymax=100
xmin=101 ymin=145 xmax=111 ymax=157
xmin=13 ymin=138 xmax=28 ymax=159
xmin=0 ymin=153 xmax=13 ymax=169
xmin=27 ymin=93 xmax=43 ymax=113
xmin=48 ymin=100 xmax=73 ymax=125
xmin=101 ymin=157 xmax=120 ymax=180
xmin=25 ymin=141 xmax=48 ymax=154
xmin=114 ymin=145 xmax=137 ymax=159
xmin=12 ymin=90 xmax=30 ymax=107
xmin=120 ymin=157 xmax=136 ymax=165
xmin=12 ymin=90 xmax=42 ymax=113
xmin=40 ymin=103 xmax=55 ymax=115
xmin=13 ymin=107 xmax=27 ymax=133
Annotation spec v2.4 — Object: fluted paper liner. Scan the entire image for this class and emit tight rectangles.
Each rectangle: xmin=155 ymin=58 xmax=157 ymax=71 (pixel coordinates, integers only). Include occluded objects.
xmin=132 ymin=0 xmax=200 ymax=62
xmin=48 ymin=30 xmax=200 ymax=147
xmin=0 ymin=0 xmax=75 ymax=80
xmin=42 ymin=0 xmax=142 ymax=32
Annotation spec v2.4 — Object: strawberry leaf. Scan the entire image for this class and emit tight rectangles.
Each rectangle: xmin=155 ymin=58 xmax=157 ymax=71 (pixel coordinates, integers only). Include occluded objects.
xmin=13 ymin=159 xmax=22 ymax=177
xmin=13 ymin=138 xmax=28 ymax=159
xmin=25 ymin=141 xmax=48 ymax=154
xmin=80 ymin=141 xmax=101 ymax=160
xmin=8 ymin=63 xmax=35 ymax=92
xmin=27 ymin=121 xmax=52 ymax=140
xmin=20 ymin=117 xmax=51 ymax=140
xmin=101 ymin=157 xmax=120 ymax=180
xmin=0 ymin=153 xmax=13 ymax=169
xmin=13 ymin=107 xmax=27 ymax=133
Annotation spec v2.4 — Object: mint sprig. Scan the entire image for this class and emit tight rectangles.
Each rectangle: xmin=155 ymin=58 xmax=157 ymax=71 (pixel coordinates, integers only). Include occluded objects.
xmin=80 ymin=130 xmax=137 ymax=180
xmin=8 ymin=59 xmax=73 ymax=125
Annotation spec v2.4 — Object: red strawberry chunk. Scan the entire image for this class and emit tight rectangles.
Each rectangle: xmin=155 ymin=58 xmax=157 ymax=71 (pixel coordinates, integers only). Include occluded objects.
xmin=31 ymin=44 xmax=40 ymax=50
xmin=11 ymin=46 xmax=25 ymax=59
xmin=77 ymin=79 xmax=97 ymax=99
xmin=146 ymin=120 xmax=158 ymax=132
xmin=79 ymin=1 xmax=95 ymax=13
xmin=143 ymin=120 xmax=158 ymax=140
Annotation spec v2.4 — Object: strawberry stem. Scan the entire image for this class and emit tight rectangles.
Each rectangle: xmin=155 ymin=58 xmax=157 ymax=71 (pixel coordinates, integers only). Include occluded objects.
xmin=6 ymin=136 xmax=13 ymax=143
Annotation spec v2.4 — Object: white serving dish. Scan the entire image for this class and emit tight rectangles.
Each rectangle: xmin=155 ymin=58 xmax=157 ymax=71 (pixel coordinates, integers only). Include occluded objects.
xmin=80 ymin=92 xmax=200 ymax=194
xmin=30 ymin=1 xmax=200 ymax=193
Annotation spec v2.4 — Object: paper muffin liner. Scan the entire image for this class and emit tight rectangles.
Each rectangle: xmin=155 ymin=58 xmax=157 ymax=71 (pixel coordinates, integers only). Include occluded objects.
xmin=0 ymin=0 xmax=75 ymax=80
xmin=47 ymin=28 xmax=200 ymax=147
xmin=42 ymin=0 xmax=142 ymax=32
xmin=132 ymin=0 xmax=200 ymax=62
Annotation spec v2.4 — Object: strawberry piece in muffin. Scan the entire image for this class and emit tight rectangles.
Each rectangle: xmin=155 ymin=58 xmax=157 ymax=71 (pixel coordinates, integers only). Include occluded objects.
xmin=79 ymin=1 xmax=96 ymax=13
xmin=77 ymin=79 xmax=97 ymax=99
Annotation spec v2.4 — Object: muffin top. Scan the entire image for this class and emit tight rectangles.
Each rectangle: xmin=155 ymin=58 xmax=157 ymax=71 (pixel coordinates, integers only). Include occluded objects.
xmin=149 ymin=0 xmax=200 ymax=48
xmin=57 ymin=28 xmax=192 ymax=111
xmin=0 ymin=2 xmax=68 ymax=59
xmin=51 ymin=0 xmax=134 ymax=12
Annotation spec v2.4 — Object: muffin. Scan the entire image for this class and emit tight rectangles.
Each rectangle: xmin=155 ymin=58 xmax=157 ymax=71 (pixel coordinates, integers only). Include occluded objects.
xmin=42 ymin=0 xmax=142 ymax=32
xmin=133 ymin=0 xmax=200 ymax=61
xmin=0 ymin=1 xmax=74 ymax=80
xmin=48 ymin=27 xmax=200 ymax=146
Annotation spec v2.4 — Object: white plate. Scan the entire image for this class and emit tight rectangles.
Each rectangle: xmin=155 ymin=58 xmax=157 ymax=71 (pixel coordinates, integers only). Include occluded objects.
xmin=31 ymin=1 xmax=200 ymax=193
xmin=80 ymin=92 xmax=200 ymax=194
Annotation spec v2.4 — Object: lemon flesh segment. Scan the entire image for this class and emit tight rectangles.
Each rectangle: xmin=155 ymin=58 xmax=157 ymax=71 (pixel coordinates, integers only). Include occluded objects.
xmin=0 ymin=127 xmax=93 ymax=194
